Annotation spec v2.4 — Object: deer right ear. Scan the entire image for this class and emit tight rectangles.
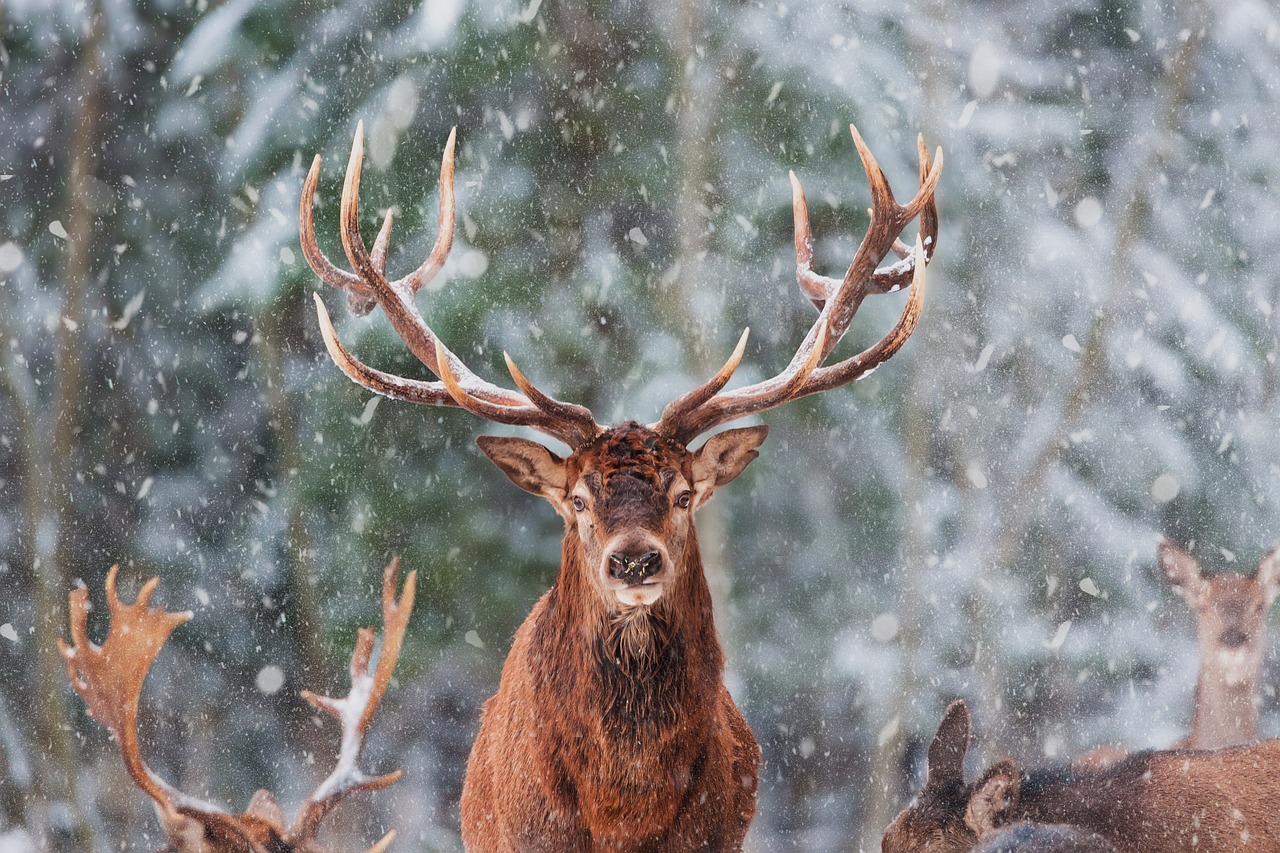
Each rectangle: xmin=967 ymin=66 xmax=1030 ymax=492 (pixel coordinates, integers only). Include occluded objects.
xmin=1160 ymin=540 xmax=1207 ymax=606
xmin=925 ymin=700 xmax=971 ymax=789
xmin=690 ymin=425 xmax=769 ymax=508
xmin=1253 ymin=543 xmax=1280 ymax=607
xmin=964 ymin=759 xmax=1020 ymax=835
xmin=477 ymin=436 xmax=569 ymax=508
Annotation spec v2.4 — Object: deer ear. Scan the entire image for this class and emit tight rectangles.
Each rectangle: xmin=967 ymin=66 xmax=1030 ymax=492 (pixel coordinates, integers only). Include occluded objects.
xmin=690 ymin=425 xmax=768 ymax=507
xmin=1160 ymin=540 xmax=1207 ymax=607
xmin=925 ymin=700 xmax=971 ymax=789
xmin=964 ymin=759 xmax=1020 ymax=836
xmin=477 ymin=436 xmax=568 ymax=506
xmin=1253 ymin=543 xmax=1280 ymax=607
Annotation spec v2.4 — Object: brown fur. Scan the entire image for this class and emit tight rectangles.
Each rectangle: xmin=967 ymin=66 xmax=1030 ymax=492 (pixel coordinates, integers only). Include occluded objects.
xmin=460 ymin=423 xmax=764 ymax=851
xmin=971 ymin=824 xmax=1115 ymax=853
xmin=884 ymin=701 xmax=1280 ymax=853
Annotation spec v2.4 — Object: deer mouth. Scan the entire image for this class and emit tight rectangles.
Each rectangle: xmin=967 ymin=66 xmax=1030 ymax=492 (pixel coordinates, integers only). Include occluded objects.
xmin=613 ymin=582 xmax=665 ymax=608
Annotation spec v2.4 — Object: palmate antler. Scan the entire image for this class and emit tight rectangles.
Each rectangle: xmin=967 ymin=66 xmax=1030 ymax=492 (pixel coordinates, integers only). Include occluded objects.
xmin=303 ymin=122 xmax=940 ymax=447
xmin=61 ymin=562 xmax=415 ymax=853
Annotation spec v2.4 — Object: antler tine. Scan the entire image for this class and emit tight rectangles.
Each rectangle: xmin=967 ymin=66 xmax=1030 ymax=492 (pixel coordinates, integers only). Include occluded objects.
xmin=652 ymin=328 xmax=750 ymax=430
xmin=504 ymin=352 xmax=603 ymax=443
xmin=435 ymin=342 xmax=600 ymax=447
xmin=393 ymin=126 xmax=456 ymax=295
xmin=61 ymin=566 xmax=257 ymax=848
xmin=817 ymin=124 xmax=939 ymax=363
xmin=656 ymin=127 xmax=940 ymax=444
xmin=314 ymin=294 xmax=461 ymax=408
xmin=305 ymin=124 xmax=604 ymax=448
xmin=290 ymin=560 xmax=416 ymax=842
xmin=791 ymin=173 xmax=834 ymax=310
xmin=61 ymin=566 xmax=191 ymax=816
xmin=797 ymin=234 xmax=929 ymax=396
xmin=301 ymin=153 xmax=378 ymax=316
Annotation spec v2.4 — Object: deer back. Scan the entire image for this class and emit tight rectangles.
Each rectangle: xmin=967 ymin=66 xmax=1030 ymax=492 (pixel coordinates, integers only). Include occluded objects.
xmin=884 ymin=701 xmax=1280 ymax=853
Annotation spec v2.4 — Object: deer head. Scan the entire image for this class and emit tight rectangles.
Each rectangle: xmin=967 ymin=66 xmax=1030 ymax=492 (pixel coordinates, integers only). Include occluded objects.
xmin=1160 ymin=540 xmax=1280 ymax=688
xmin=881 ymin=701 xmax=1026 ymax=853
xmin=300 ymin=121 xmax=940 ymax=623
xmin=61 ymin=562 xmax=414 ymax=853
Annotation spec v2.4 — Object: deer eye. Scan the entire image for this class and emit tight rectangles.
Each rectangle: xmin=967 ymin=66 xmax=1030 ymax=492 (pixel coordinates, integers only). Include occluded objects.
xmin=572 ymin=496 xmax=586 ymax=513
xmin=676 ymin=491 xmax=693 ymax=509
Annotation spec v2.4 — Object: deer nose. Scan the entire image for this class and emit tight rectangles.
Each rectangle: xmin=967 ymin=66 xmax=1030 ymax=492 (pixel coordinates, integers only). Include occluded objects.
xmin=608 ymin=551 xmax=663 ymax=585
xmin=1219 ymin=628 xmax=1250 ymax=648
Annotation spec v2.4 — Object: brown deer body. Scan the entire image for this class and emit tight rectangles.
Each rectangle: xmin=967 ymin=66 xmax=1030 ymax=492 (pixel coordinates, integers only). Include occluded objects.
xmin=883 ymin=701 xmax=1280 ymax=853
xmin=61 ymin=562 xmax=414 ymax=853
xmin=1160 ymin=540 xmax=1280 ymax=750
xmin=971 ymin=824 xmax=1114 ymax=853
xmin=301 ymin=122 xmax=940 ymax=849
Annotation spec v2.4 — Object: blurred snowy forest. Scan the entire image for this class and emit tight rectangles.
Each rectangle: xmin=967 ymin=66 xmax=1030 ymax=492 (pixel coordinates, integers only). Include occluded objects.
xmin=3 ymin=0 xmax=1280 ymax=849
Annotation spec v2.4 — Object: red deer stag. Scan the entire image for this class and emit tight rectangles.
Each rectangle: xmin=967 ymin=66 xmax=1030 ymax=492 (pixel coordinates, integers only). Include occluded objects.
xmin=301 ymin=121 xmax=941 ymax=850
xmin=61 ymin=561 xmax=414 ymax=853
xmin=1161 ymin=539 xmax=1280 ymax=749
xmin=882 ymin=700 xmax=1280 ymax=853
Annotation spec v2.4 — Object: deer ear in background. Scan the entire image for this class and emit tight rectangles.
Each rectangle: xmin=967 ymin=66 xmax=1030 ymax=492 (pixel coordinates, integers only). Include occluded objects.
xmin=926 ymin=700 xmax=971 ymax=790
xmin=1160 ymin=539 xmax=1208 ymax=609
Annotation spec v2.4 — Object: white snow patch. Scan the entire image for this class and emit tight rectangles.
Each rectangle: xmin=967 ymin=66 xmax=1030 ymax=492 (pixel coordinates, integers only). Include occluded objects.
xmin=870 ymin=613 xmax=899 ymax=643
xmin=0 ymin=623 xmax=17 ymax=643
xmin=1151 ymin=474 xmax=1180 ymax=503
xmin=955 ymin=100 xmax=978 ymax=129
xmin=0 ymin=242 xmax=23 ymax=272
xmin=1062 ymin=334 xmax=1081 ymax=353
xmin=966 ymin=464 xmax=988 ymax=489
xmin=465 ymin=630 xmax=485 ymax=649
xmin=1074 ymin=197 xmax=1103 ymax=228
xmin=969 ymin=42 xmax=1001 ymax=99
xmin=877 ymin=714 xmax=900 ymax=748
xmin=256 ymin=665 xmax=284 ymax=694
xmin=1046 ymin=620 xmax=1072 ymax=649
xmin=48 ymin=220 xmax=69 ymax=240
xmin=1079 ymin=577 xmax=1100 ymax=597
xmin=969 ymin=343 xmax=994 ymax=373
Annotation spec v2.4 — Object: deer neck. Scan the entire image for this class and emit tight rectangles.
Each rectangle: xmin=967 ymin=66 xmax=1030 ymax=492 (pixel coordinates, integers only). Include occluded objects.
xmin=536 ymin=528 xmax=724 ymax=731
xmin=1188 ymin=655 xmax=1258 ymax=749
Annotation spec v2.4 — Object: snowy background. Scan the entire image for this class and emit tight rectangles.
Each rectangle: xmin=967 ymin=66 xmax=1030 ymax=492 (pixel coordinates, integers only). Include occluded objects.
xmin=2 ymin=0 xmax=1280 ymax=850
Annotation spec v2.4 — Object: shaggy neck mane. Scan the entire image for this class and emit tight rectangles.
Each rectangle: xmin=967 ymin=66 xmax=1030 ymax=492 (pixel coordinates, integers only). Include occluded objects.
xmin=533 ymin=525 xmax=724 ymax=738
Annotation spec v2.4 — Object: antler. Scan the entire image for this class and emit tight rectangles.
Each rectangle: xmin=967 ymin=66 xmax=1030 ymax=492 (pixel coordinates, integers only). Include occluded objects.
xmin=289 ymin=559 xmax=415 ymax=844
xmin=302 ymin=122 xmax=602 ymax=449
xmin=62 ymin=564 xmax=413 ymax=853
xmin=654 ymin=126 xmax=942 ymax=444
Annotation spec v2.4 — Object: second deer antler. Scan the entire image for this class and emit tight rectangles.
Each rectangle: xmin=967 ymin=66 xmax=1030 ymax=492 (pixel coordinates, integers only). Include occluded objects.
xmin=62 ymin=562 xmax=414 ymax=853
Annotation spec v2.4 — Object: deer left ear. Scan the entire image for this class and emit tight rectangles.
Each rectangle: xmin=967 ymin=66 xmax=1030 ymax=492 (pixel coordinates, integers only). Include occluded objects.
xmin=690 ymin=425 xmax=768 ymax=507
xmin=476 ymin=436 xmax=569 ymax=511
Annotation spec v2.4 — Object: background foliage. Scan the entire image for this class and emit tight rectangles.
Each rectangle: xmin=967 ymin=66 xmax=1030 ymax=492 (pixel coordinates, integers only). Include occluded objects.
xmin=2 ymin=0 xmax=1279 ymax=849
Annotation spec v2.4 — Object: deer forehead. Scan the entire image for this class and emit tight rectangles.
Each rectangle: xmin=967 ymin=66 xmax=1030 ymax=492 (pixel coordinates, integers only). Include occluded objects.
xmin=1203 ymin=575 xmax=1265 ymax=611
xmin=570 ymin=424 xmax=691 ymax=489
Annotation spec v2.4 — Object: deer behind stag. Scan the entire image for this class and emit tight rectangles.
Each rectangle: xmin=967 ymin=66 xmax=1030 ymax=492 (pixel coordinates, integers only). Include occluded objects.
xmin=62 ymin=562 xmax=415 ymax=853
xmin=301 ymin=121 xmax=941 ymax=849
xmin=1160 ymin=539 xmax=1280 ymax=750
xmin=882 ymin=700 xmax=1280 ymax=853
